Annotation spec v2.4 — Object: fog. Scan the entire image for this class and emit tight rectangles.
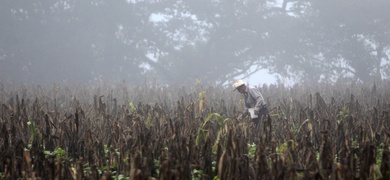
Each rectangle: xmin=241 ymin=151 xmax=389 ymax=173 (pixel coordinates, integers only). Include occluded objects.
xmin=0 ymin=1 xmax=389 ymax=86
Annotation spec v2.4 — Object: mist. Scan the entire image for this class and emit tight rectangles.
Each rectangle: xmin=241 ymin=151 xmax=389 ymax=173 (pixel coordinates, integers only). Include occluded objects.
xmin=1 ymin=0 xmax=389 ymax=86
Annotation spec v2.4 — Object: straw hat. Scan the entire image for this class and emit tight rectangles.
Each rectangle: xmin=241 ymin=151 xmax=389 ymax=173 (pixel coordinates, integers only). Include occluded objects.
xmin=232 ymin=80 xmax=245 ymax=91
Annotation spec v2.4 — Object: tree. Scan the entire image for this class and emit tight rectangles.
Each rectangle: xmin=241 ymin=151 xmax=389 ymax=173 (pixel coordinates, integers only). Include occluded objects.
xmin=1 ymin=0 xmax=389 ymax=85
xmin=152 ymin=0 xmax=291 ymax=85
xmin=0 ymin=0 xmax=170 ymax=84
xmin=277 ymin=0 xmax=390 ymax=83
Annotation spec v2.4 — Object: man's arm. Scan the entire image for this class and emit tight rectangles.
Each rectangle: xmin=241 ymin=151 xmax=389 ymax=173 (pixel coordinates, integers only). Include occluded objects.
xmin=249 ymin=88 xmax=265 ymax=111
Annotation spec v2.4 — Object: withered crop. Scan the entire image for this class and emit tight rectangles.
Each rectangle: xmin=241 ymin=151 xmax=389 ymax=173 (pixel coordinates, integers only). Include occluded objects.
xmin=1 ymin=80 xmax=390 ymax=179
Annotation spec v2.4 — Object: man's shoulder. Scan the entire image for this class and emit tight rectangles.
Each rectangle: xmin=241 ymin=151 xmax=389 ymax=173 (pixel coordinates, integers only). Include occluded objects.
xmin=247 ymin=85 xmax=260 ymax=91
xmin=248 ymin=86 xmax=264 ymax=96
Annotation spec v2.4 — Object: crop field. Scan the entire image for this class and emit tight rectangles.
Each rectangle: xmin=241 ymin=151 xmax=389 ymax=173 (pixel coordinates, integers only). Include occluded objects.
xmin=1 ymin=80 xmax=390 ymax=179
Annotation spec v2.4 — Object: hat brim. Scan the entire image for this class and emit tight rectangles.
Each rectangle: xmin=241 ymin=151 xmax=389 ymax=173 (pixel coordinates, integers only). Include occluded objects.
xmin=233 ymin=84 xmax=244 ymax=91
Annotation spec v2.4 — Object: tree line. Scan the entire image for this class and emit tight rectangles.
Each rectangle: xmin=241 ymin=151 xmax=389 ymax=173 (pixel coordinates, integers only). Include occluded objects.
xmin=0 ymin=0 xmax=389 ymax=85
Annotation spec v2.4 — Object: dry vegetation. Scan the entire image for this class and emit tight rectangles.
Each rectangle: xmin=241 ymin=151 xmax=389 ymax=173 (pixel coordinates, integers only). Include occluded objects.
xmin=1 ymin=80 xmax=390 ymax=179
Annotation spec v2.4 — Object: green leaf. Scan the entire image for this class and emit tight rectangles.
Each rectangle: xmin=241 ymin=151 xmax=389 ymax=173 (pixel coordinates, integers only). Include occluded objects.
xmin=128 ymin=101 xmax=137 ymax=113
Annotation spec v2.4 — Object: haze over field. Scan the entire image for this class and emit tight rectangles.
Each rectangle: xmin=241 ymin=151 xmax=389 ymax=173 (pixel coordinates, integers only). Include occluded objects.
xmin=0 ymin=0 xmax=389 ymax=86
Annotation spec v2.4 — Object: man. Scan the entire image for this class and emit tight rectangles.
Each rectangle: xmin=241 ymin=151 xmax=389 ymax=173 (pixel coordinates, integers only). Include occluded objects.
xmin=233 ymin=79 xmax=268 ymax=124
